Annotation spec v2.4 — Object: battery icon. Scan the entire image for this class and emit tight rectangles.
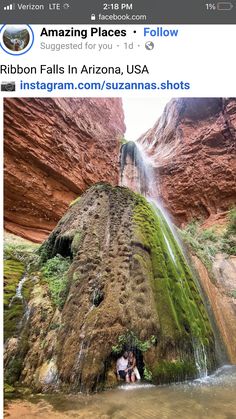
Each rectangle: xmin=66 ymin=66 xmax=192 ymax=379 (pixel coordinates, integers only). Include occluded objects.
xmin=217 ymin=2 xmax=234 ymax=10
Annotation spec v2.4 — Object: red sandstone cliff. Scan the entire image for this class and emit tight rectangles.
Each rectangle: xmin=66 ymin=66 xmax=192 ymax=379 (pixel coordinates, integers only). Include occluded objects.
xmin=4 ymin=98 xmax=125 ymax=242
xmin=139 ymin=98 xmax=236 ymax=226
xmin=193 ymin=254 xmax=236 ymax=364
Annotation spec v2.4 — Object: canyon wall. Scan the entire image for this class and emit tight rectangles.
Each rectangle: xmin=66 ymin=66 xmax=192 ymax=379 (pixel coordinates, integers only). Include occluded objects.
xmin=139 ymin=98 xmax=236 ymax=226
xmin=192 ymin=254 xmax=236 ymax=364
xmin=4 ymin=98 xmax=125 ymax=242
xmin=5 ymin=97 xmax=236 ymax=241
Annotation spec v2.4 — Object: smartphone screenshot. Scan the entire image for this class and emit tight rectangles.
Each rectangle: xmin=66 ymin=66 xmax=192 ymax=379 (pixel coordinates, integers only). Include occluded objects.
xmin=1 ymin=1 xmax=236 ymax=417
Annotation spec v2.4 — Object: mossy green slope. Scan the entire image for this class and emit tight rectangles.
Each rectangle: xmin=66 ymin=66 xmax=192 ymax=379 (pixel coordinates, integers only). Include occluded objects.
xmin=133 ymin=194 xmax=215 ymax=381
xmin=4 ymin=238 xmax=39 ymax=342
xmin=4 ymin=260 xmax=25 ymax=341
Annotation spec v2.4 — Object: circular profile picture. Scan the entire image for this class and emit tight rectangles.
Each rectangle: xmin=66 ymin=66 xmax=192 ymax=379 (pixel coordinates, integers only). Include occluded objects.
xmin=0 ymin=24 xmax=34 ymax=55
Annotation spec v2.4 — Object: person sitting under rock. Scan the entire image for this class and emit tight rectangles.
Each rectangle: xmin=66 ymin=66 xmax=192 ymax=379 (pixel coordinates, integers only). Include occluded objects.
xmin=126 ymin=351 xmax=141 ymax=382
xmin=116 ymin=351 xmax=129 ymax=381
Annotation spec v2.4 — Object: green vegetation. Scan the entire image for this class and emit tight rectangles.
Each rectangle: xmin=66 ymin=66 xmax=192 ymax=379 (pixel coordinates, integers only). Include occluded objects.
xmin=4 ymin=260 xmax=25 ymax=341
xmin=221 ymin=207 xmax=236 ymax=255
xmin=230 ymin=290 xmax=236 ymax=299
xmin=41 ymin=255 xmax=70 ymax=309
xmin=180 ymin=221 xmax=218 ymax=271
xmin=71 ymin=232 xmax=82 ymax=255
xmin=4 ymin=383 xmax=15 ymax=394
xmin=5 ymin=328 xmax=30 ymax=385
xmin=4 ymin=258 xmax=33 ymax=341
xmin=112 ymin=331 xmax=157 ymax=354
xmin=120 ymin=137 xmax=128 ymax=145
xmin=4 ymin=260 xmax=25 ymax=308
xmin=180 ymin=207 xmax=236 ymax=270
xmin=143 ymin=366 xmax=153 ymax=381
xmin=4 ymin=238 xmax=40 ymax=341
xmin=69 ymin=196 xmax=81 ymax=207
xmin=152 ymin=360 xmax=197 ymax=384
xmin=4 ymin=241 xmax=40 ymax=269
xmin=132 ymin=194 xmax=213 ymax=360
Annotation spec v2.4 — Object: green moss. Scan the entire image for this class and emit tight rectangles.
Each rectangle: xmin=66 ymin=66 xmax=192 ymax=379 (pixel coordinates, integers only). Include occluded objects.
xmin=230 ymin=290 xmax=236 ymax=299
xmin=4 ymin=383 xmax=15 ymax=394
xmin=5 ymin=330 xmax=30 ymax=386
xmin=120 ymin=137 xmax=128 ymax=145
xmin=69 ymin=196 xmax=81 ymax=207
xmin=4 ymin=260 xmax=26 ymax=341
xmin=71 ymin=232 xmax=82 ymax=255
xmin=41 ymin=255 xmax=70 ymax=309
xmin=4 ymin=260 xmax=25 ymax=306
xmin=49 ymin=322 xmax=61 ymax=331
xmin=4 ymin=242 xmax=40 ymax=270
xmin=132 ymin=195 xmax=213 ymax=356
xmin=5 ymin=358 xmax=23 ymax=384
xmin=152 ymin=360 xmax=197 ymax=384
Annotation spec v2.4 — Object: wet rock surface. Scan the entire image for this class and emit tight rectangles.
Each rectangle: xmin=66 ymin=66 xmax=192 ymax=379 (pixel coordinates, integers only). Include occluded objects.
xmin=139 ymin=98 xmax=236 ymax=226
xmin=4 ymin=98 xmax=125 ymax=242
xmin=4 ymin=184 xmax=216 ymax=393
xmin=193 ymin=254 xmax=236 ymax=364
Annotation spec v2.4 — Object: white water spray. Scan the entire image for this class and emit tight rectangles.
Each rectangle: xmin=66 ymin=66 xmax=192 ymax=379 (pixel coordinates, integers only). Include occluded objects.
xmin=9 ymin=274 xmax=27 ymax=307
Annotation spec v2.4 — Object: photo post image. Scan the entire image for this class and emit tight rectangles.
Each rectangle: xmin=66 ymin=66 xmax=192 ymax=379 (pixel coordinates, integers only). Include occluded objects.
xmin=1 ymin=1 xmax=236 ymax=417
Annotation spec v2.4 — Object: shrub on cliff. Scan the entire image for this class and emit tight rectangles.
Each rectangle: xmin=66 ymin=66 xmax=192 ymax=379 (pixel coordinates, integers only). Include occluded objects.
xmin=41 ymin=255 xmax=70 ymax=309
xmin=221 ymin=207 xmax=236 ymax=255
xmin=180 ymin=207 xmax=236 ymax=269
xmin=180 ymin=221 xmax=218 ymax=270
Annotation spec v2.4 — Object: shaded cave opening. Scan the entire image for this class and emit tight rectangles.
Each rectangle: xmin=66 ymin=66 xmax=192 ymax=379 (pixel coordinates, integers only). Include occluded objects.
xmin=92 ymin=289 xmax=104 ymax=307
xmin=52 ymin=236 xmax=73 ymax=259
xmin=105 ymin=346 xmax=145 ymax=384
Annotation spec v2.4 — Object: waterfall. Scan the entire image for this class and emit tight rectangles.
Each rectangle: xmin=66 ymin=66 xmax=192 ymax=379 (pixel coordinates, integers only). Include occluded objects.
xmin=9 ymin=274 xmax=27 ymax=307
xmin=193 ymin=338 xmax=208 ymax=379
xmin=120 ymin=141 xmax=154 ymax=196
xmin=15 ymin=275 xmax=28 ymax=299
xmin=120 ymin=141 xmax=212 ymax=378
xmin=163 ymin=232 xmax=177 ymax=266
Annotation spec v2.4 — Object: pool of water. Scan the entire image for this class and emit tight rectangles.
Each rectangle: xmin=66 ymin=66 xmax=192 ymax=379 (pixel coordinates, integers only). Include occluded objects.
xmin=5 ymin=365 xmax=236 ymax=419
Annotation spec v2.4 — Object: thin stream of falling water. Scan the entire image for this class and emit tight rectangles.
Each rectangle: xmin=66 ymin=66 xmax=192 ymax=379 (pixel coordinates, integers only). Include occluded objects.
xmin=163 ymin=232 xmax=177 ymax=265
xmin=120 ymin=140 xmax=210 ymax=378
xmin=15 ymin=275 xmax=27 ymax=299
xmin=9 ymin=274 xmax=27 ymax=307
xmin=193 ymin=338 xmax=208 ymax=379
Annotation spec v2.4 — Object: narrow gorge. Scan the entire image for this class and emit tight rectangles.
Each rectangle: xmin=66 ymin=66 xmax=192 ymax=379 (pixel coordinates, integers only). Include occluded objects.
xmin=4 ymin=98 xmax=236 ymax=414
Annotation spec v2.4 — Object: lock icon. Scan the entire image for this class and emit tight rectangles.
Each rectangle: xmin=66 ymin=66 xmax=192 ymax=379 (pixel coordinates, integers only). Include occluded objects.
xmin=91 ymin=14 xmax=96 ymax=20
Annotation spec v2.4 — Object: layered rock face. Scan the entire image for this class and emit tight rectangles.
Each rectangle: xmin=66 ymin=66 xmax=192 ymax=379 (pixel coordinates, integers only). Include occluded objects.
xmin=4 ymin=98 xmax=125 ymax=242
xmin=139 ymin=98 xmax=236 ymax=226
xmin=120 ymin=141 xmax=152 ymax=195
xmin=4 ymin=184 xmax=216 ymax=393
xmin=193 ymin=254 xmax=236 ymax=364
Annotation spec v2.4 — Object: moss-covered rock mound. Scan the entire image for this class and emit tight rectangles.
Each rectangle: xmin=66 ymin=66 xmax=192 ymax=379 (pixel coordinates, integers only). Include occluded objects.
xmin=4 ymin=184 xmax=216 ymax=392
